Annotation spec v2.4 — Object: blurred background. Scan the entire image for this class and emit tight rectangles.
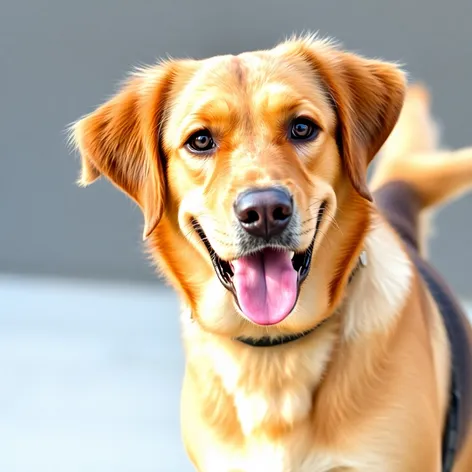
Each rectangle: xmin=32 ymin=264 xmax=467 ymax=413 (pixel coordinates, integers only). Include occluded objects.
xmin=1 ymin=0 xmax=472 ymax=470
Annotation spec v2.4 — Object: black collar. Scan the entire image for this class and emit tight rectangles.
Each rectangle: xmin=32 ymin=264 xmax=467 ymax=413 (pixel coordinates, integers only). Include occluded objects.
xmin=234 ymin=251 xmax=367 ymax=347
xmin=235 ymin=323 xmax=323 ymax=347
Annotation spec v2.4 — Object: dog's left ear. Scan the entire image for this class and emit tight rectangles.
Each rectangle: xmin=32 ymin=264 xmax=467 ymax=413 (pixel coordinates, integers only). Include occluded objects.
xmin=71 ymin=64 xmax=178 ymax=239
xmin=287 ymin=40 xmax=407 ymax=201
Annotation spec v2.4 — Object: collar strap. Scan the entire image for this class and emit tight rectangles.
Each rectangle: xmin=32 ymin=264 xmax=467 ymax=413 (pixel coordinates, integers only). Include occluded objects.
xmin=235 ymin=325 xmax=321 ymax=347
xmin=235 ymin=250 xmax=368 ymax=348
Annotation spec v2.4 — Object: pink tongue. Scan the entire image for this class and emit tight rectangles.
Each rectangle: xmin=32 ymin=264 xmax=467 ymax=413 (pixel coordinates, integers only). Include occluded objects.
xmin=231 ymin=249 xmax=298 ymax=325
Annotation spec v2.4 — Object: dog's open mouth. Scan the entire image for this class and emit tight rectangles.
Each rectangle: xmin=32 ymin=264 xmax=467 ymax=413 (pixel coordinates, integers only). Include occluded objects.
xmin=192 ymin=203 xmax=326 ymax=326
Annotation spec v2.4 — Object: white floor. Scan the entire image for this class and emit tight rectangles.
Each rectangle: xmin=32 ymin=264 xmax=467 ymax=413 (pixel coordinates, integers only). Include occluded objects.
xmin=0 ymin=275 xmax=470 ymax=472
xmin=0 ymin=275 xmax=190 ymax=472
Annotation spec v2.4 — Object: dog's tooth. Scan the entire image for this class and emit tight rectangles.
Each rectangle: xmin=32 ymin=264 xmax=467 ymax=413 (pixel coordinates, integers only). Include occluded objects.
xmin=289 ymin=251 xmax=295 ymax=260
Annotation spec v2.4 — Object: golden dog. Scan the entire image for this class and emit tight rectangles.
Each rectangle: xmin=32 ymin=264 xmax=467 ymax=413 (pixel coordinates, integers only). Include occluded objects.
xmin=71 ymin=36 xmax=472 ymax=471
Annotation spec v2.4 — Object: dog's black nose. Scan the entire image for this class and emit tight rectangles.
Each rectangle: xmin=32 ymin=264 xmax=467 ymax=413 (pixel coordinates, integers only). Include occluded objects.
xmin=234 ymin=188 xmax=293 ymax=240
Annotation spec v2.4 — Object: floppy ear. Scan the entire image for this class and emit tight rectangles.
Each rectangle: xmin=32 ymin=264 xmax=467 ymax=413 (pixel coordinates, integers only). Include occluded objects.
xmin=295 ymin=40 xmax=407 ymax=201
xmin=71 ymin=65 xmax=176 ymax=239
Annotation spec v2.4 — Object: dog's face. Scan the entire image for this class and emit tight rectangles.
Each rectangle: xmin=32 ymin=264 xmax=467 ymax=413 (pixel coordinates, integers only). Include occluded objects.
xmin=73 ymin=37 xmax=405 ymax=338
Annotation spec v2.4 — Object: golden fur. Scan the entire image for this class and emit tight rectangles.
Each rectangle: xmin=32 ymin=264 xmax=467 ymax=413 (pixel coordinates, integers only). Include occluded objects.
xmin=71 ymin=36 xmax=472 ymax=471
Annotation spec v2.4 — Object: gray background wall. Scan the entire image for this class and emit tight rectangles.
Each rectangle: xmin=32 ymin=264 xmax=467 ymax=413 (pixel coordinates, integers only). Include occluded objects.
xmin=1 ymin=0 xmax=472 ymax=297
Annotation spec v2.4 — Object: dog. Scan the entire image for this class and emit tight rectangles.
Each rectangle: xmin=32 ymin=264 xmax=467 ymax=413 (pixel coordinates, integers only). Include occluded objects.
xmin=71 ymin=36 xmax=472 ymax=471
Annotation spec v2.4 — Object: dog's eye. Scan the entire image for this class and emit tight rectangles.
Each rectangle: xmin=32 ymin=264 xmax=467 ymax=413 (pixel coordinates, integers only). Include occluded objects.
xmin=186 ymin=130 xmax=216 ymax=153
xmin=290 ymin=118 xmax=320 ymax=141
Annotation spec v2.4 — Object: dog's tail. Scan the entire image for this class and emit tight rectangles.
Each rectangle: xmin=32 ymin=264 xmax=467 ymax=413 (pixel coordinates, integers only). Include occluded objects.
xmin=370 ymin=83 xmax=472 ymax=256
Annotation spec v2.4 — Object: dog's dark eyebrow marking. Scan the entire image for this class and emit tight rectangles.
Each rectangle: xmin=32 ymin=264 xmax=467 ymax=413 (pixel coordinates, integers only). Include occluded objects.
xmin=229 ymin=56 xmax=246 ymax=86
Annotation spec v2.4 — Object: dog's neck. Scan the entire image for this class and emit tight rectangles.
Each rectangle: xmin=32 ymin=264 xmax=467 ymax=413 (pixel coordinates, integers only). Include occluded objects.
xmin=181 ymin=216 xmax=413 ymax=438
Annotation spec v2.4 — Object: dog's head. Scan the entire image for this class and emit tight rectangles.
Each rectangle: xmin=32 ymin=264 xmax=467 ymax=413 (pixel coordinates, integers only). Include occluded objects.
xmin=72 ymin=37 xmax=405 ymax=338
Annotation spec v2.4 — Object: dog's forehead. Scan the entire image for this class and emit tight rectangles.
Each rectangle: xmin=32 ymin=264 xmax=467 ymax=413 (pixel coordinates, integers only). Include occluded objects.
xmin=189 ymin=50 xmax=319 ymax=93
xmin=169 ymin=51 xmax=334 ymax=125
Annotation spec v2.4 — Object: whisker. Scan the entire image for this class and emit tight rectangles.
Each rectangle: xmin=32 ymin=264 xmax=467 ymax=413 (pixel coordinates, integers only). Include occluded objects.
xmin=322 ymin=213 xmax=340 ymax=231
xmin=301 ymin=215 xmax=318 ymax=226
xmin=299 ymin=227 xmax=317 ymax=237
xmin=194 ymin=214 xmax=232 ymax=237
xmin=181 ymin=221 xmax=237 ymax=248
xmin=302 ymin=205 xmax=341 ymax=233
xmin=307 ymin=199 xmax=324 ymax=208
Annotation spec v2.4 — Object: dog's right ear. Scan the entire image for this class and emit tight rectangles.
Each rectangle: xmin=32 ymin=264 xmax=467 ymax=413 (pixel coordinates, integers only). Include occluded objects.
xmin=277 ymin=37 xmax=406 ymax=202
xmin=70 ymin=63 xmax=178 ymax=239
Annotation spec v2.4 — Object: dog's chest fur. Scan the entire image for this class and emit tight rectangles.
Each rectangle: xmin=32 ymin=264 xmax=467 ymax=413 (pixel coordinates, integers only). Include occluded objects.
xmin=183 ymin=221 xmax=413 ymax=471
xmin=198 ymin=431 xmax=394 ymax=472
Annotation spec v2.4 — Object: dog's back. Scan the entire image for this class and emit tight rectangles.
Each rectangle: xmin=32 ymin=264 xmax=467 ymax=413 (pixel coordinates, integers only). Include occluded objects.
xmin=371 ymin=84 xmax=472 ymax=471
